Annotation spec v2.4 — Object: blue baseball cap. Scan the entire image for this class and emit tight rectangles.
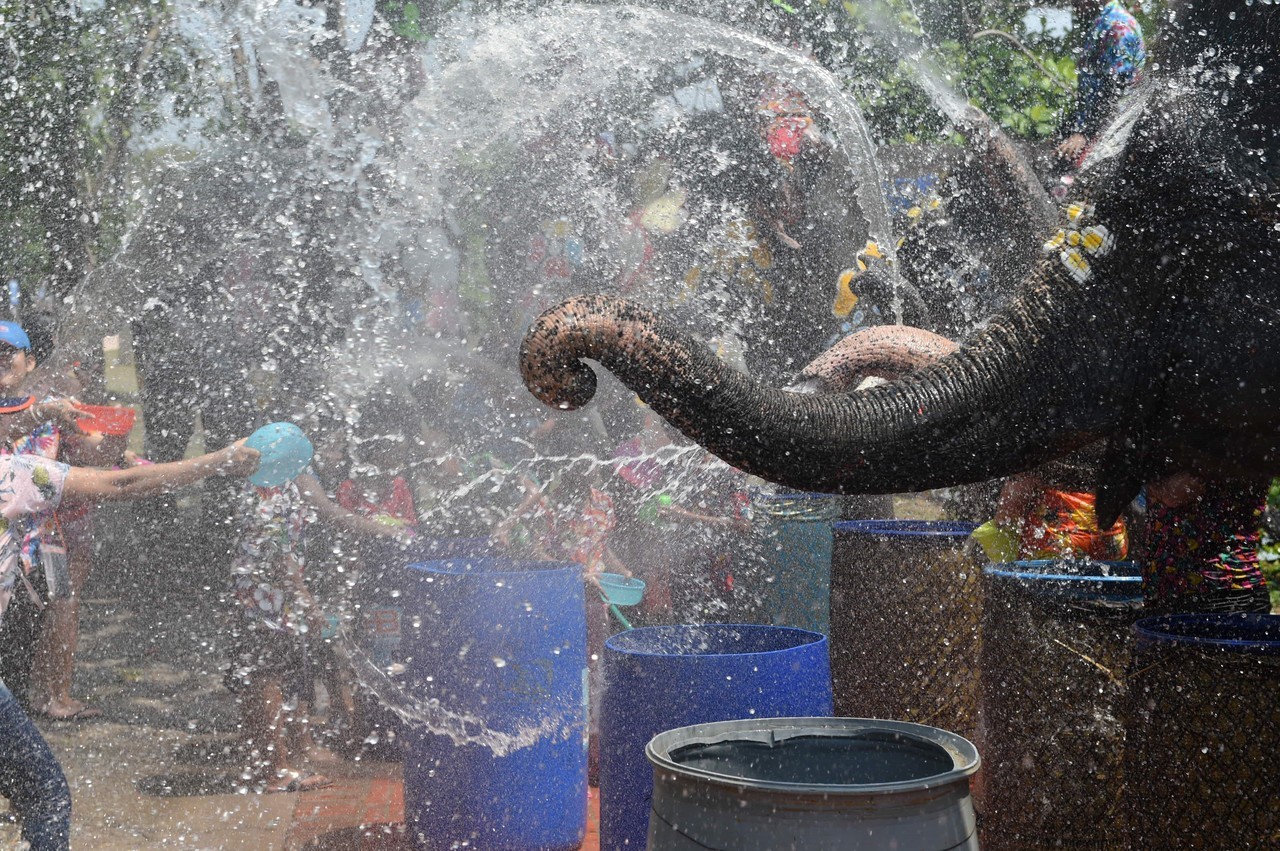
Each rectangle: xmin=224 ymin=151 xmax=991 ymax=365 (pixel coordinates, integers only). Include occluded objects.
xmin=0 ymin=322 xmax=30 ymax=351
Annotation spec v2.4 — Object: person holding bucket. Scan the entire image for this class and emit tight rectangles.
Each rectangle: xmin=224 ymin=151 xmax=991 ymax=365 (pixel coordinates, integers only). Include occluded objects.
xmin=0 ymin=429 xmax=260 ymax=850
xmin=225 ymin=422 xmax=413 ymax=794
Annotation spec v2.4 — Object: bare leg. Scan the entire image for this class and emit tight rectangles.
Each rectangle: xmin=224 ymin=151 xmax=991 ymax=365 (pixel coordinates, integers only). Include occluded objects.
xmin=242 ymin=673 xmax=330 ymax=793
xmin=30 ymin=529 xmax=95 ymax=719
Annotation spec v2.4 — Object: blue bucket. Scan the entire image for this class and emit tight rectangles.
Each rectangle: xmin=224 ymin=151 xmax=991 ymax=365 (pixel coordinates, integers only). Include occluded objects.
xmin=401 ymin=558 xmax=588 ymax=851
xmin=600 ymin=624 xmax=832 ymax=851
xmin=750 ymin=490 xmax=839 ymax=634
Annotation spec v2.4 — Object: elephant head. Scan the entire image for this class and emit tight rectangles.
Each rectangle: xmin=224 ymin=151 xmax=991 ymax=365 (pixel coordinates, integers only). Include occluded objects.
xmin=520 ymin=1 xmax=1280 ymax=526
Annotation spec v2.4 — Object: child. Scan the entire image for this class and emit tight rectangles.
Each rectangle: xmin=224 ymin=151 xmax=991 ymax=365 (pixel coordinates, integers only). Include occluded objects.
xmin=28 ymin=426 xmax=143 ymax=722
xmin=226 ymin=452 xmax=409 ymax=794
xmin=0 ymin=323 xmax=94 ymax=715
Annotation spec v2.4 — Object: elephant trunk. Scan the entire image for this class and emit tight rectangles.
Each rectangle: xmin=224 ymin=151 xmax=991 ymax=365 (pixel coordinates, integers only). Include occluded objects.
xmin=521 ymin=264 xmax=1121 ymax=495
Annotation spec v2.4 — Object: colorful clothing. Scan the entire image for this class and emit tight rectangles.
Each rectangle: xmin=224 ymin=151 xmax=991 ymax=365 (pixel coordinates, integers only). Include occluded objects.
xmin=229 ymin=481 xmax=313 ymax=635
xmin=1064 ymin=1 xmax=1146 ymax=140
xmin=1144 ymin=487 xmax=1269 ymax=609
xmin=335 ymin=476 xmax=416 ymax=525
xmin=1020 ymin=488 xmax=1128 ymax=561
xmin=2 ymin=423 xmax=69 ymax=600
xmin=0 ymin=455 xmax=68 ymax=621
xmin=560 ymin=487 xmax=616 ymax=572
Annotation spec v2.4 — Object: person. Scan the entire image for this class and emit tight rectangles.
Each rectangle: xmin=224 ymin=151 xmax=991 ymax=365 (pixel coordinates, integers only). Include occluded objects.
xmin=1140 ymin=474 xmax=1273 ymax=614
xmin=987 ymin=447 xmax=1129 ymax=562
xmin=0 ymin=436 xmax=259 ymax=850
xmin=0 ymin=324 xmax=97 ymax=719
xmin=1055 ymin=0 xmax=1146 ymax=167
xmin=225 ymin=449 xmax=411 ymax=794
xmin=27 ymin=425 xmax=143 ymax=722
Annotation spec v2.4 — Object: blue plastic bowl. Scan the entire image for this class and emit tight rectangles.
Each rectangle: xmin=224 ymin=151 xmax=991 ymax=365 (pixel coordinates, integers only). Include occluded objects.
xmin=598 ymin=573 xmax=646 ymax=607
xmin=246 ymin=422 xmax=314 ymax=487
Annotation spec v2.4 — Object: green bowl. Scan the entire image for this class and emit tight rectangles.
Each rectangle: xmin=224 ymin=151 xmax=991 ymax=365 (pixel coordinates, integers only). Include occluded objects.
xmin=598 ymin=573 xmax=646 ymax=607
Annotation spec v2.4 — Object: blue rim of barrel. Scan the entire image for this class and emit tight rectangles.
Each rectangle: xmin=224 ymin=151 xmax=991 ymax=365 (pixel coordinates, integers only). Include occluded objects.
xmin=749 ymin=489 xmax=838 ymax=501
xmin=1134 ymin=613 xmax=1280 ymax=657
xmin=834 ymin=520 xmax=978 ymax=537
xmin=646 ymin=717 xmax=979 ymax=794
xmin=605 ymin=624 xmax=826 ymax=659
xmin=406 ymin=558 xmax=577 ymax=576
xmin=984 ymin=560 xmax=1142 ymax=602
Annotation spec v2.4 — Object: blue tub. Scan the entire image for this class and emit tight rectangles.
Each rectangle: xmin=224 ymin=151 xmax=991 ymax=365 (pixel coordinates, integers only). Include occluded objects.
xmin=600 ymin=624 xmax=832 ymax=850
xmin=401 ymin=558 xmax=587 ymax=850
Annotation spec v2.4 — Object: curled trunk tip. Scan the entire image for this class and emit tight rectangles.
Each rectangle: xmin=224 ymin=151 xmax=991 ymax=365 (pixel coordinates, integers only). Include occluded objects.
xmin=520 ymin=295 xmax=623 ymax=410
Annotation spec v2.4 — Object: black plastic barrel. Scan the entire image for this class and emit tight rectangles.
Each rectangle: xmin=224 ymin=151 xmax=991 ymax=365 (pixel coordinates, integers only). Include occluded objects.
xmin=646 ymin=717 xmax=980 ymax=850
xmin=830 ymin=520 xmax=981 ymax=740
xmin=1123 ymin=613 xmax=1280 ymax=850
xmin=980 ymin=560 xmax=1142 ymax=850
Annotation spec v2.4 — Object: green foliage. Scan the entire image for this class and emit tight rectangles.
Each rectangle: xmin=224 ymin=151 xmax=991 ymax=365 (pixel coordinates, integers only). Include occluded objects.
xmin=773 ymin=0 xmax=1080 ymax=144
xmin=0 ymin=1 xmax=168 ymax=294
xmin=1261 ymin=479 xmax=1280 ymax=611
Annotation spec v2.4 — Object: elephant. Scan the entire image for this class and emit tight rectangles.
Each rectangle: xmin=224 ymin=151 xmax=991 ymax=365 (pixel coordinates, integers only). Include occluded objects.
xmin=518 ymin=0 xmax=1280 ymax=529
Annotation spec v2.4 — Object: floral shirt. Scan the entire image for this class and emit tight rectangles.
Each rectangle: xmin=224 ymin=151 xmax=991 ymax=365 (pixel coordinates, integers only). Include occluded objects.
xmin=1065 ymin=1 xmax=1146 ymax=139
xmin=229 ymin=480 xmax=313 ymax=634
xmin=562 ymin=486 xmax=617 ymax=573
xmin=0 ymin=455 xmax=68 ymax=620
xmin=3 ymin=422 xmax=69 ymax=598
xmin=1019 ymin=488 xmax=1128 ymax=561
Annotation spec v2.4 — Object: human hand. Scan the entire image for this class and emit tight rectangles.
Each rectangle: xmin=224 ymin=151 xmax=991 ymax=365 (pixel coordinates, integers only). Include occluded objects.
xmin=220 ymin=439 xmax=261 ymax=477
xmin=1056 ymin=133 xmax=1087 ymax=162
xmin=37 ymin=399 xmax=87 ymax=431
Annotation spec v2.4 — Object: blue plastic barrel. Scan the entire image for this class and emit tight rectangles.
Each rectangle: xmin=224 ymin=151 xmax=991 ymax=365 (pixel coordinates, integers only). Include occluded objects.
xmin=361 ymin=537 xmax=496 ymax=668
xmin=750 ymin=490 xmax=839 ymax=633
xmin=600 ymin=624 xmax=832 ymax=851
xmin=401 ymin=558 xmax=588 ymax=851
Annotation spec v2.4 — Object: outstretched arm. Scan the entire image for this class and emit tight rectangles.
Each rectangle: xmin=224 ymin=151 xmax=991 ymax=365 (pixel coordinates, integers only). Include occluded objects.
xmin=62 ymin=441 xmax=259 ymax=503
xmin=295 ymin=473 xmax=411 ymax=538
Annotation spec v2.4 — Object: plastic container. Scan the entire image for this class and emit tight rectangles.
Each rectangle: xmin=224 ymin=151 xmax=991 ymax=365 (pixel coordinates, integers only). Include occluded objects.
xmin=600 ymin=624 xmax=832 ymax=851
xmin=359 ymin=537 xmax=497 ymax=668
xmin=980 ymin=559 xmax=1142 ymax=850
xmin=400 ymin=557 xmax=588 ymax=851
xmin=245 ymin=422 xmax=314 ymax=487
xmin=597 ymin=573 xmax=645 ymax=607
xmin=749 ymin=490 xmax=839 ymax=633
xmin=1123 ymin=613 xmax=1280 ymax=849
xmin=72 ymin=403 xmax=136 ymax=435
xmin=830 ymin=520 xmax=980 ymax=740
xmin=647 ymin=717 xmax=980 ymax=851
xmin=351 ymin=538 xmax=498 ymax=762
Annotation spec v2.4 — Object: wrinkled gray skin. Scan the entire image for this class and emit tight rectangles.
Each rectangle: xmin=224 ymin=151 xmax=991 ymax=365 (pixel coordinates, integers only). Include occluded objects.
xmin=521 ymin=1 xmax=1280 ymax=527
